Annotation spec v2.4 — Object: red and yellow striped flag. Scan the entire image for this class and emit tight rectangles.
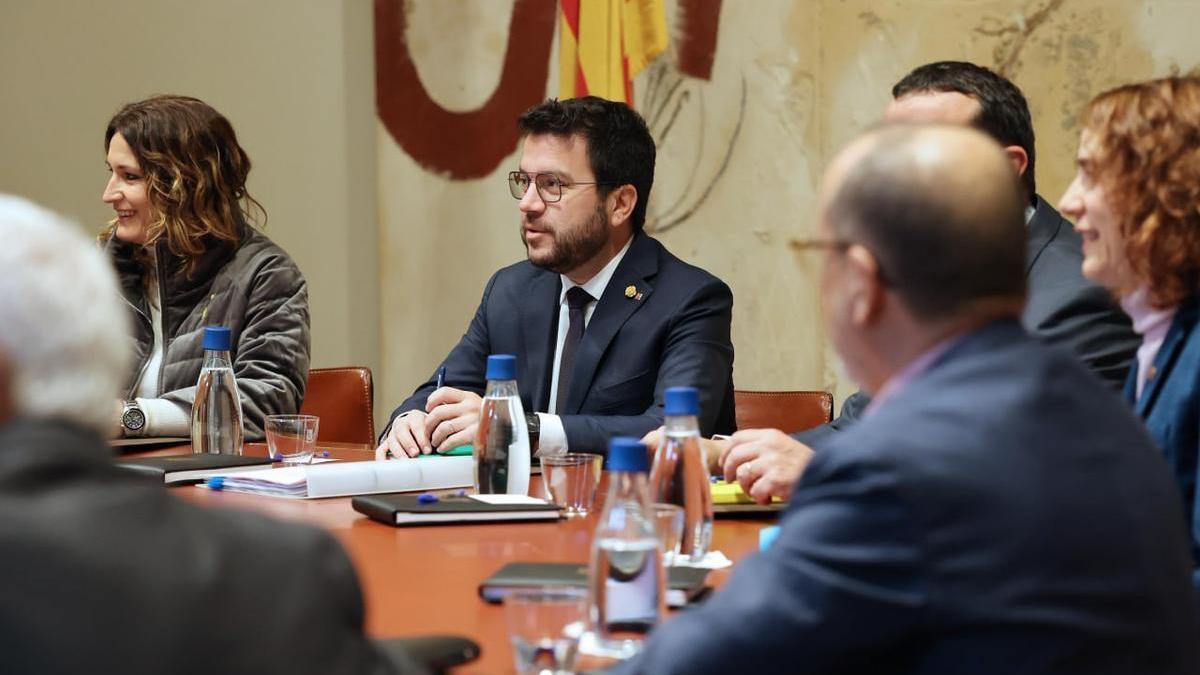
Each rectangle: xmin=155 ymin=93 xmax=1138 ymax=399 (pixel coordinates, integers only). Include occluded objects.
xmin=559 ymin=0 xmax=668 ymax=104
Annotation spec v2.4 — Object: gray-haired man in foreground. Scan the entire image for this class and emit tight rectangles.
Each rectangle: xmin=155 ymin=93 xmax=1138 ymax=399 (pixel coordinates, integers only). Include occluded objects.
xmin=0 ymin=195 xmax=425 ymax=674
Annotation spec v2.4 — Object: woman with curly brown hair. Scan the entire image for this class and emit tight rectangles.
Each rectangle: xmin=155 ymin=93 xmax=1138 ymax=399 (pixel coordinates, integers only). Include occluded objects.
xmin=102 ymin=95 xmax=309 ymax=441
xmin=1060 ymin=75 xmax=1200 ymax=598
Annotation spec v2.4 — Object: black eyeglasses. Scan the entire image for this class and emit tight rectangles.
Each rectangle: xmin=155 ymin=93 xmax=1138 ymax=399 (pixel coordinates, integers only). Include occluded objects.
xmin=507 ymin=171 xmax=618 ymax=203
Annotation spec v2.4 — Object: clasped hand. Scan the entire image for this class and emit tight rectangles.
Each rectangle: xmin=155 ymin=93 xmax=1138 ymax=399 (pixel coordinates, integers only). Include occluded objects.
xmin=375 ymin=387 xmax=481 ymax=459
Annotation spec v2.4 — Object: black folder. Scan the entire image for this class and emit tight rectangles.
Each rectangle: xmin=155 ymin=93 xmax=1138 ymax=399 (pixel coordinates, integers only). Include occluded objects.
xmin=353 ymin=493 xmax=562 ymax=526
xmin=478 ymin=561 xmax=710 ymax=607
xmin=114 ymin=454 xmax=273 ymax=485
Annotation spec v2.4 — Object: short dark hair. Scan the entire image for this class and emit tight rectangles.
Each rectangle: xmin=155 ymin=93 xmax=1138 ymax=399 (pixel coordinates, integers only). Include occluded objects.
xmin=892 ymin=61 xmax=1037 ymax=198
xmin=828 ymin=125 xmax=1027 ymax=321
xmin=517 ymin=97 xmax=655 ymax=231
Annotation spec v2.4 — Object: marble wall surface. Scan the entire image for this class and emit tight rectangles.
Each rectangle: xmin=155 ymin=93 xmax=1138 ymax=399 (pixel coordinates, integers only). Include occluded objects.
xmin=377 ymin=0 xmax=1200 ymax=416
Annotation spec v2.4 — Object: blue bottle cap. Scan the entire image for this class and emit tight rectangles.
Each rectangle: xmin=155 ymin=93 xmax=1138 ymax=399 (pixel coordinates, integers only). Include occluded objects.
xmin=485 ymin=354 xmax=517 ymax=380
xmin=759 ymin=525 xmax=781 ymax=551
xmin=607 ymin=437 xmax=649 ymax=472
xmin=663 ymin=386 xmax=699 ymax=416
xmin=202 ymin=326 xmax=232 ymax=351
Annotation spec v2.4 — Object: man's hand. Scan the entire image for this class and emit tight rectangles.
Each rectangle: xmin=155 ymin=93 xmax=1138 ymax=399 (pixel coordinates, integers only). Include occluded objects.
xmin=424 ymin=387 xmax=483 ymax=453
xmin=640 ymin=427 xmax=730 ymax=475
xmin=375 ymin=410 xmax=432 ymax=459
xmin=719 ymin=429 xmax=815 ymax=504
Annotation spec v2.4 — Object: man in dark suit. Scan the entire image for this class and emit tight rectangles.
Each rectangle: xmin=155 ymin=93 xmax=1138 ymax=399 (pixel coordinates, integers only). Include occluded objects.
xmin=377 ymin=97 xmax=735 ymax=458
xmin=0 ymin=195 xmax=424 ymax=674
xmin=617 ymin=125 xmax=1198 ymax=675
xmin=714 ymin=61 xmax=1138 ymax=503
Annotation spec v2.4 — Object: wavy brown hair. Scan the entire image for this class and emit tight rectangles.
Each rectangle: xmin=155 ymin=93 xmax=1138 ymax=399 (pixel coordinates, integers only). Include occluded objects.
xmin=1082 ymin=76 xmax=1200 ymax=309
xmin=103 ymin=95 xmax=265 ymax=271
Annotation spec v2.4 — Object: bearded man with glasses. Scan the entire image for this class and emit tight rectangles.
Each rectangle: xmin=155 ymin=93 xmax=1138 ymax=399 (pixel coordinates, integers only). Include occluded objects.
xmin=378 ymin=96 xmax=735 ymax=460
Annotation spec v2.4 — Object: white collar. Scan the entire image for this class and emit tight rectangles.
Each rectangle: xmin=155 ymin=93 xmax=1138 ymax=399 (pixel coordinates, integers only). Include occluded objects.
xmin=559 ymin=236 xmax=634 ymax=304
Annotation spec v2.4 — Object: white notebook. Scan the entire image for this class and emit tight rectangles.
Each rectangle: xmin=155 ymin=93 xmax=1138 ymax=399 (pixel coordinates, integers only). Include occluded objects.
xmin=200 ymin=457 xmax=473 ymax=499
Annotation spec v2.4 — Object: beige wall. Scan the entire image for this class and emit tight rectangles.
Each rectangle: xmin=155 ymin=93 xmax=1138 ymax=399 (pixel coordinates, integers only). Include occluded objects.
xmin=379 ymin=0 xmax=1200 ymax=416
xmin=0 ymin=0 xmax=381 ymax=423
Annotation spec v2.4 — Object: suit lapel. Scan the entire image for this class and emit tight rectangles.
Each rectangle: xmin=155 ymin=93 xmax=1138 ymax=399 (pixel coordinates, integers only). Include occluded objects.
xmin=1136 ymin=303 xmax=1198 ymax=418
xmin=1024 ymin=195 xmax=1060 ymax=277
xmin=562 ymin=234 xmax=658 ymax=414
xmin=519 ymin=270 xmax=561 ymax=413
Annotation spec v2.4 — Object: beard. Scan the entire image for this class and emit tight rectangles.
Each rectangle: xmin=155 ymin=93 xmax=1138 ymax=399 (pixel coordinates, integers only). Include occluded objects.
xmin=521 ymin=203 xmax=609 ymax=275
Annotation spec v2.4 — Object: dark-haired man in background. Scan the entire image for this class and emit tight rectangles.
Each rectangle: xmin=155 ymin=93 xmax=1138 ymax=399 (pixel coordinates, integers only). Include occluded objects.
xmin=715 ymin=61 xmax=1138 ymax=503
xmin=378 ymin=96 xmax=735 ymax=459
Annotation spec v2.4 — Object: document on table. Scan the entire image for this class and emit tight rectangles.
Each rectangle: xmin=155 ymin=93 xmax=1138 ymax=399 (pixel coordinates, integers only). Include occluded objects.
xmin=201 ymin=457 xmax=473 ymax=499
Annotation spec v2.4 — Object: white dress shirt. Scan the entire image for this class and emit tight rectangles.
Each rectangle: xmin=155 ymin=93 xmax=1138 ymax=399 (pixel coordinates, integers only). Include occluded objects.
xmin=537 ymin=236 xmax=633 ymax=454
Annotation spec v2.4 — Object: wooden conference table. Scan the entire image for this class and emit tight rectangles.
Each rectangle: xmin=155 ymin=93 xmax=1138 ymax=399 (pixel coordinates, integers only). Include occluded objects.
xmin=129 ymin=442 xmax=777 ymax=673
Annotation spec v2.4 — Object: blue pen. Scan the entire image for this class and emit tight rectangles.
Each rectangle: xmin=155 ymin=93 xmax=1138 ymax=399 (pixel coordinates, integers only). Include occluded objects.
xmin=435 ymin=365 xmax=446 ymax=390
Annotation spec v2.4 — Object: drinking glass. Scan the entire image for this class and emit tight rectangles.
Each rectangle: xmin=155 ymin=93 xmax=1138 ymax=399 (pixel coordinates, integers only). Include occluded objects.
xmin=652 ymin=503 xmax=684 ymax=566
xmin=264 ymin=414 xmax=319 ymax=465
xmin=540 ymin=453 xmax=603 ymax=516
xmin=505 ymin=587 xmax=587 ymax=675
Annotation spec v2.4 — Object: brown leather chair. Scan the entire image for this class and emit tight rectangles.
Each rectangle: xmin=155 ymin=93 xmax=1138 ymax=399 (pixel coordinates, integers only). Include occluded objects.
xmin=299 ymin=367 xmax=375 ymax=445
xmin=733 ymin=390 xmax=833 ymax=434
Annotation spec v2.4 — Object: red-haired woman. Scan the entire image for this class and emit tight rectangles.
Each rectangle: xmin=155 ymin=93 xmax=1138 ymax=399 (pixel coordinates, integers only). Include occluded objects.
xmin=1060 ymin=75 xmax=1200 ymax=597
xmin=102 ymin=95 xmax=309 ymax=441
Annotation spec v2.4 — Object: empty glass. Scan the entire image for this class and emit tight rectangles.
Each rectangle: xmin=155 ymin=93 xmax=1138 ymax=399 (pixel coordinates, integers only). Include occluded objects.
xmin=652 ymin=503 xmax=684 ymax=566
xmin=264 ymin=414 xmax=319 ymax=465
xmin=505 ymin=588 xmax=587 ymax=675
xmin=540 ymin=453 xmax=603 ymax=517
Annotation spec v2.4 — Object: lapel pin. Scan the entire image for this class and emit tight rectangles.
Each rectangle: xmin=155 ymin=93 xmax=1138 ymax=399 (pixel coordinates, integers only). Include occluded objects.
xmin=625 ymin=285 xmax=637 ymax=298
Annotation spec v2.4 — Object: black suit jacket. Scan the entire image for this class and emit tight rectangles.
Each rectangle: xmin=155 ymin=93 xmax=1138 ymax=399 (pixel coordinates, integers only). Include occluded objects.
xmin=619 ymin=321 xmax=1199 ymax=675
xmin=797 ymin=197 xmax=1138 ymax=446
xmin=0 ymin=419 xmax=418 ymax=675
xmin=387 ymin=233 xmax=736 ymax=452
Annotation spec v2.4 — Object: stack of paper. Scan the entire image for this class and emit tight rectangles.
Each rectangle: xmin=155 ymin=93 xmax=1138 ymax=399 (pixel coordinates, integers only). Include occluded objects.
xmin=204 ymin=457 xmax=473 ymax=499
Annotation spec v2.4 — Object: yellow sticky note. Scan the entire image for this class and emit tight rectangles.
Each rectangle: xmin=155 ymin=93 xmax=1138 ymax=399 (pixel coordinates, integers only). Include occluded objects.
xmin=711 ymin=480 xmax=783 ymax=504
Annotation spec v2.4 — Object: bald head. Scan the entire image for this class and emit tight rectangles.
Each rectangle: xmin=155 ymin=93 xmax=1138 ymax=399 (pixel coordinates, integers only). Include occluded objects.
xmin=820 ymin=124 xmax=1026 ymax=321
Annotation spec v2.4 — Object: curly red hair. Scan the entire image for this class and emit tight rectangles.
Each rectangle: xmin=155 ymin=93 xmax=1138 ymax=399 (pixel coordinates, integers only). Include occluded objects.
xmin=1082 ymin=76 xmax=1200 ymax=309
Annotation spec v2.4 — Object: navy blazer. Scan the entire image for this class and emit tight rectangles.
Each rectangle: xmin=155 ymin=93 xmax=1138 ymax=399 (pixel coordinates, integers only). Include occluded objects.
xmin=619 ymin=320 xmax=1198 ymax=675
xmin=1124 ymin=300 xmax=1200 ymax=598
xmin=797 ymin=197 xmax=1138 ymax=446
xmin=386 ymin=233 xmax=736 ymax=452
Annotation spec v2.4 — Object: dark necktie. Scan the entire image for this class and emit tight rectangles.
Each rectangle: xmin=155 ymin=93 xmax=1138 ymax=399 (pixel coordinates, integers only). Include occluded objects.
xmin=556 ymin=286 xmax=594 ymax=413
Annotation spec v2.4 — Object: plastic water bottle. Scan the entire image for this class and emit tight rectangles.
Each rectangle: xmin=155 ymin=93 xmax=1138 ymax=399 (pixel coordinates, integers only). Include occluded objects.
xmin=473 ymin=354 xmax=530 ymax=494
xmin=649 ymin=386 xmax=714 ymax=562
xmin=585 ymin=437 xmax=665 ymax=659
xmin=191 ymin=326 xmax=244 ymax=455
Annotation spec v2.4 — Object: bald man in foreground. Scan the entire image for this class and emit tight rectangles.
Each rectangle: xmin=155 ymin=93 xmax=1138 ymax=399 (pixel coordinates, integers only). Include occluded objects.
xmin=615 ymin=125 xmax=1198 ymax=674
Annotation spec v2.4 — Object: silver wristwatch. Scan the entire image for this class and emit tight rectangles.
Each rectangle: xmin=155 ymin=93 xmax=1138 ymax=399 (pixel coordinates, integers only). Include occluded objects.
xmin=121 ymin=400 xmax=147 ymax=437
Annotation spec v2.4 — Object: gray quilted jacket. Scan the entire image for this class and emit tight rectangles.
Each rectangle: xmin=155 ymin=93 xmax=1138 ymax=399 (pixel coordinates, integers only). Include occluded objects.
xmin=106 ymin=223 xmax=310 ymax=440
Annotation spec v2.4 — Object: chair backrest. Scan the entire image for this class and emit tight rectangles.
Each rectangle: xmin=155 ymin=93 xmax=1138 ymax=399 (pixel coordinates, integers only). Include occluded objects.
xmin=299 ymin=367 xmax=375 ymax=445
xmin=733 ymin=390 xmax=833 ymax=434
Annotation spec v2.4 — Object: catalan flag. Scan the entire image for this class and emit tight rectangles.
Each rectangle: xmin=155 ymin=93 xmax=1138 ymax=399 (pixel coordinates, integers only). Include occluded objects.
xmin=558 ymin=0 xmax=668 ymax=104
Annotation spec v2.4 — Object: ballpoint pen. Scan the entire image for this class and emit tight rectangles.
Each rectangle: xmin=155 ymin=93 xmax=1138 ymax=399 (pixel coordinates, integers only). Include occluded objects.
xmin=435 ymin=364 xmax=446 ymax=390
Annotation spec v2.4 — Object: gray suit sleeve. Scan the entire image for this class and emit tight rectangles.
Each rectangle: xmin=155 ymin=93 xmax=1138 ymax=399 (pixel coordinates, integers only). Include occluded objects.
xmin=791 ymin=390 xmax=871 ymax=449
xmin=1022 ymin=281 xmax=1137 ymax=390
xmin=614 ymin=448 xmax=926 ymax=675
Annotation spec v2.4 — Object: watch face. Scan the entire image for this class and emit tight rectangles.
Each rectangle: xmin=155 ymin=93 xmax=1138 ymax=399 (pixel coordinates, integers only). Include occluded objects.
xmin=122 ymin=407 xmax=146 ymax=431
